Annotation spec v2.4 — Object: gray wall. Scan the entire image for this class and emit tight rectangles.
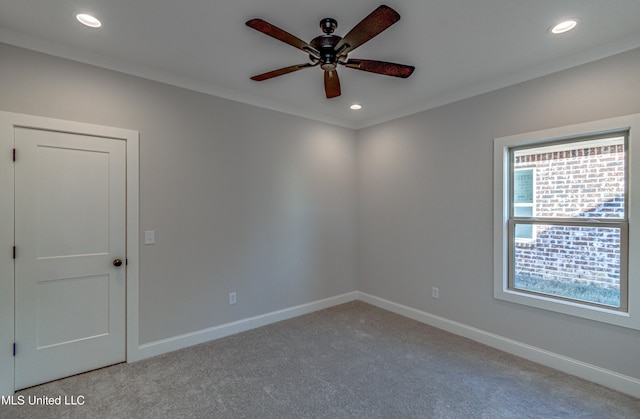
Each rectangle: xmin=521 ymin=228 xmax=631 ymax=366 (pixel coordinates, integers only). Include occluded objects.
xmin=0 ymin=42 xmax=357 ymax=344
xmin=357 ymin=47 xmax=640 ymax=379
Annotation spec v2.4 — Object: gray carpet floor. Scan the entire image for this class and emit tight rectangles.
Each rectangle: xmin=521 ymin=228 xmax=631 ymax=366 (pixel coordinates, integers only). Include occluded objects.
xmin=2 ymin=301 xmax=639 ymax=418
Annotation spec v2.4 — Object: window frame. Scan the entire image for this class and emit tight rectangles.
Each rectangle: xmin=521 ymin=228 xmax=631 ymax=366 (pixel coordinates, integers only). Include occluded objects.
xmin=494 ymin=113 xmax=640 ymax=330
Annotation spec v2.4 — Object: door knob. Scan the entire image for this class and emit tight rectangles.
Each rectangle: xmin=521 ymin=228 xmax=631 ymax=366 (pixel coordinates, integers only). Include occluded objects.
xmin=113 ymin=258 xmax=123 ymax=267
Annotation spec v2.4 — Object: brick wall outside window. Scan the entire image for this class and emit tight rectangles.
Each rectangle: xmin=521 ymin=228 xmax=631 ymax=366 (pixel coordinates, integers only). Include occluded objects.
xmin=514 ymin=144 xmax=625 ymax=290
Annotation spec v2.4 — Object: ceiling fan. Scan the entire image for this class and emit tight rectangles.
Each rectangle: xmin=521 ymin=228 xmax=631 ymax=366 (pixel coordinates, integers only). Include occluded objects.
xmin=246 ymin=5 xmax=415 ymax=99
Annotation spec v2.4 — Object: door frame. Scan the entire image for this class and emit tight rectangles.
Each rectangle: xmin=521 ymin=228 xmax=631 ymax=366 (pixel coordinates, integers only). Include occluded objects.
xmin=0 ymin=111 xmax=140 ymax=395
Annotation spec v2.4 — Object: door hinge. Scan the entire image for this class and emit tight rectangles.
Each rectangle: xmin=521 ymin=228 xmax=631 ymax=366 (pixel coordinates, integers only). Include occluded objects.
xmin=13 ymin=246 xmax=16 ymax=259
xmin=12 ymin=148 xmax=16 ymax=162
xmin=13 ymin=343 xmax=16 ymax=357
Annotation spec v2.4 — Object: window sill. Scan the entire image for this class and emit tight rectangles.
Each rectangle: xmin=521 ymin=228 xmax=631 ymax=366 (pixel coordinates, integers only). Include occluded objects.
xmin=494 ymin=286 xmax=638 ymax=329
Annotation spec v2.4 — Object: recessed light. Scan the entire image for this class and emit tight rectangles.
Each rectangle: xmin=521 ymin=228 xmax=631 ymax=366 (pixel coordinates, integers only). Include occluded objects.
xmin=550 ymin=19 xmax=577 ymax=34
xmin=76 ymin=13 xmax=102 ymax=28
xmin=350 ymin=104 xmax=362 ymax=110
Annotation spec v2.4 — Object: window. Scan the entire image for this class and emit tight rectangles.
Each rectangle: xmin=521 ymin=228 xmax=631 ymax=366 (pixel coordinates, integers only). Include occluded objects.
xmin=494 ymin=114 xmax=640 ymax=330
xmin=511 ymin=135 xmax=627 ymax=309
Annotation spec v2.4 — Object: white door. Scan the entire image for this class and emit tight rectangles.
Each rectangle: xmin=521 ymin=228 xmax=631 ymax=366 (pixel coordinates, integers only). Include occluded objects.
xmin=14 ymin=127 xmax=126 ymax=390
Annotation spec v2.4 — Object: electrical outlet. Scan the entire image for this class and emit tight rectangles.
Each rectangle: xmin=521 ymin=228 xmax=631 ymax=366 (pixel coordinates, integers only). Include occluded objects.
xmin=229 ymin=292 xmax=237 ymax=305
xmin=432 ymin=287 xmax=439 ymax=299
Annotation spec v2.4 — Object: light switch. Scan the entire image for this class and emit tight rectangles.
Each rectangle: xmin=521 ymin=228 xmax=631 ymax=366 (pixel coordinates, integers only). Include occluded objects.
xmin=145 ymin=230 xmax=155 ymax=245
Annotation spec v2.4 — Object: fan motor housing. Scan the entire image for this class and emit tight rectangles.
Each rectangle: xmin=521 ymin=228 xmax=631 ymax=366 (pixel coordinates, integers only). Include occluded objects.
xmin=310 ymin=34 xmax=342 ymax=70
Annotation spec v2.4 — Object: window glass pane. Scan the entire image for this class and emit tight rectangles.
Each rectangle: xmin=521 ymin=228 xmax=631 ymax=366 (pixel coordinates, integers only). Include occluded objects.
xmin=514 ymin=206 xmax=532 ymax=217
xmin=513 ymin=169 xmax=534 ymax=204
xmin=513 ymin=136 xmax=625 ymax=219
xmin=512 ymin=224 xmax=621 ymax=308
xmin=515 ymin=223 xmax=533 ymax=240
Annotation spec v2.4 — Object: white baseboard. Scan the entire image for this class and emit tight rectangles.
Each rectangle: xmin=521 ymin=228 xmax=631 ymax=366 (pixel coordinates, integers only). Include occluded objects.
xmin=133 ymin=291 xmax=358 ymax=361
xmin=357 ymin=291 xmax=640 ymax=399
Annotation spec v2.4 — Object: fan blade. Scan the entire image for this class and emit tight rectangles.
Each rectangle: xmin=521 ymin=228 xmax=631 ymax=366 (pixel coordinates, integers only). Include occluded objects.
xmin=342 ymin=59 xmax=415 ymax=78
xmin=246 ymin=19 xmax=320 ymax=57
xmin=334 ymin=5 xmax=400 ymax=55
xmin=251 ymin=63 xmax=317 ymax=81
xmin=324 ymin=70 xmax=341 ymax=98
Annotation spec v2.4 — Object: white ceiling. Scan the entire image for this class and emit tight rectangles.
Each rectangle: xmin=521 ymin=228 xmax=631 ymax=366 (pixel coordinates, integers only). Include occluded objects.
xmin=1 ymin=0 xmax=640 ymax=129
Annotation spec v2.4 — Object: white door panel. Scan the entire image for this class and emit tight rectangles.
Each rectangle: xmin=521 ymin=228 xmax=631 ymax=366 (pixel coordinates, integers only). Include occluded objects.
xmin=36 ymin=274 xmax=110 ymax=348
xmin=14 ymin=127 xmax=126 ymax=390
xmin=34 ymin=145 xmax=111 ymax=258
